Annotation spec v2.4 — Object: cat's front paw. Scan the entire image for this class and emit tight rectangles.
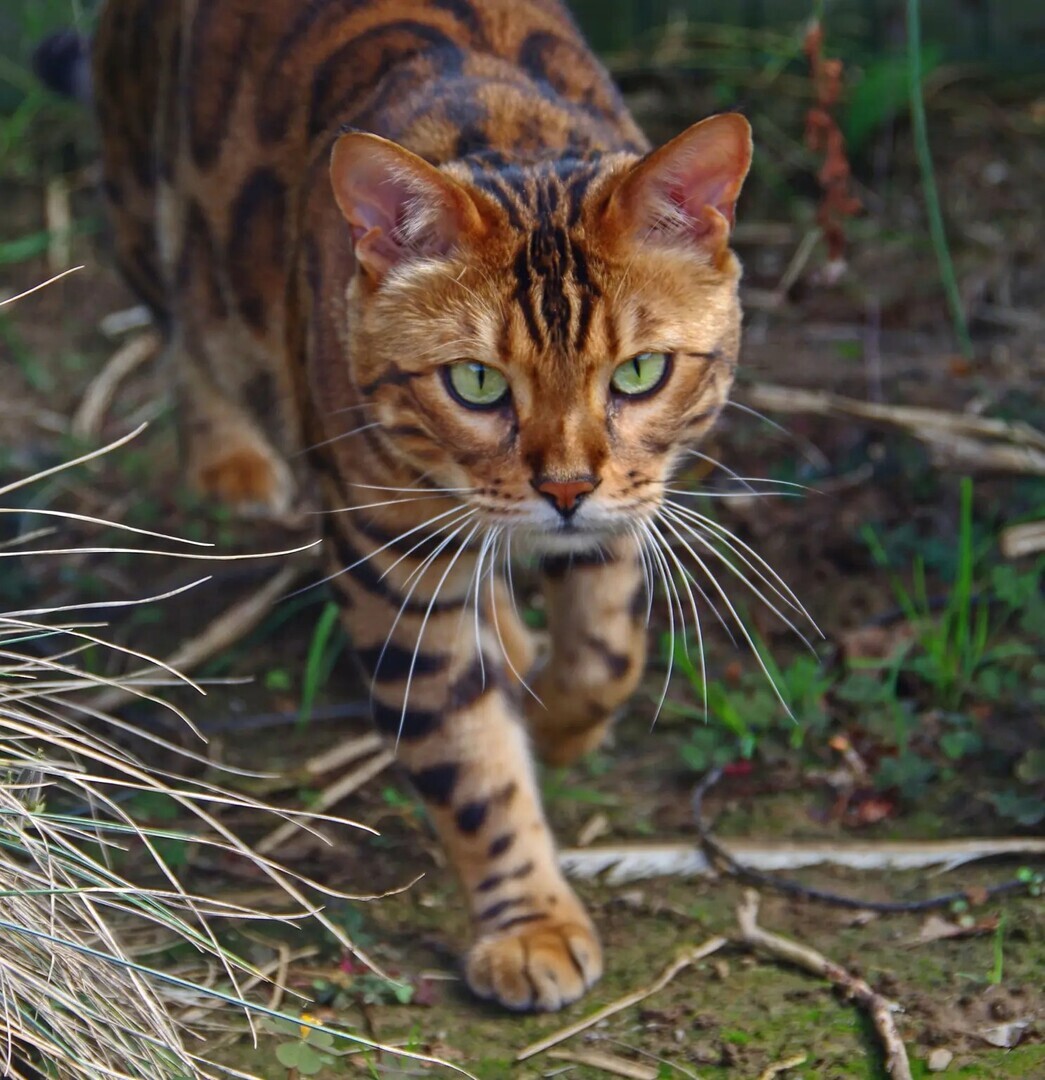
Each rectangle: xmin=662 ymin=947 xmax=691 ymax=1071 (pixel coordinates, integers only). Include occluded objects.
xmin=465 ymin=915 xmax=602 ymax=1011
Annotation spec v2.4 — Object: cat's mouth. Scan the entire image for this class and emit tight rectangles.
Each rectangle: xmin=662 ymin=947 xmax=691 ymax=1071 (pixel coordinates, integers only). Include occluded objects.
xmin=513 ymin=517 xmax=626 ymax=557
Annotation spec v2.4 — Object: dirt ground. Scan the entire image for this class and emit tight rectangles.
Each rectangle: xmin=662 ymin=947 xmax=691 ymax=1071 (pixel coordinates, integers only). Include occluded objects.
xmin=1 ymin=58 xmax=1043 ymax=1080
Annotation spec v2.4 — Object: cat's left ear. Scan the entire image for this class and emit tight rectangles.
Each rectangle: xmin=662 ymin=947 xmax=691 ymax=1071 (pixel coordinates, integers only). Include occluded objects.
xmin=605 ymin=113 xmax=752 ymax=258
xmin=331 ymin=132 xmax=482 ymax=280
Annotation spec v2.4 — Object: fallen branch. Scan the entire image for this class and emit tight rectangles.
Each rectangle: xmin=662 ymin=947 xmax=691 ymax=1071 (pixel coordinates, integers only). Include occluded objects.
xmin=687 ymin=767 xmax=1041 ymax=913
xmin=736 ymin=890 xmax=912 ymax=1080
xmin=999 ymin=520 xmax=1045 ymax=559
xmin=516 ymin=936 xmax=727 ymax=1062
xmin=739 ymin=383 xmax=1045 ymax=475
xmin=559 ymin=838 xmax=1045 ymax=890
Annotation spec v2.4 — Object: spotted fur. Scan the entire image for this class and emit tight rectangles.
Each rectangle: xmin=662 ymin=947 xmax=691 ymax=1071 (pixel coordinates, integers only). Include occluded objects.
xmin=91 ymin=0 xmax=753 ymax=1011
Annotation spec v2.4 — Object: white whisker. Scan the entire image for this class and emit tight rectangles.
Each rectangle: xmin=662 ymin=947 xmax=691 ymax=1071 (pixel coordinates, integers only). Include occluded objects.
xmin=295 ymin=422 xmax=381 ymax=456
xmin=503 ymin=532 xmax=524 ymax=629
xmin=725 ymin=400 xmax=831 ymax=470
xmin=396 ymin=521 xmax=481 ymax=748
xmin=680 ymin=449 xmax=757 ymax=494
xmin=289 ymin=501 xmax=473 ymax=598
xmin=664 ymin=488 xmax=804 ymax=500
xmin=349 ymin=483 xmax=476 ymax=494
xmin=655 ymin=511 xmax=796 ymax=718
xmin=625 ymin=524 xmax=655 ymax=628
xmin=665 ymin=500 xmax=819 ymax=629
xmin=661 ymin=509 xmax=817 ymax=652
xmin=309 ymin=494 xmax=459 ymax=515
xmin=488 ymin=531 xmax=543 ymax=707
xmin=368 ymin=513 xmax=478 ymax=701
xmin=379 ymin=508 xmax=477 ymax=584
xmin=638 ymin=520 xmax=683 ymax=728
xmin=471 ymin=527 xmax=498 ymax=691
xmin=647 ymin=519 xmax=708 ymax=720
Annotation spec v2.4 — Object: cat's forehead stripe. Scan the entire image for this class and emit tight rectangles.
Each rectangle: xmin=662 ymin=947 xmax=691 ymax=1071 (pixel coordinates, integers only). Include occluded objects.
xmin=467 ymin=159 xmax=606 ymax=354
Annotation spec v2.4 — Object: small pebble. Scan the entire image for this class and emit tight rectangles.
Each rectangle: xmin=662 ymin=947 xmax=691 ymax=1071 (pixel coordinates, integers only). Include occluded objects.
xmin=927 ymin=1047 xmax=954 ymax=1072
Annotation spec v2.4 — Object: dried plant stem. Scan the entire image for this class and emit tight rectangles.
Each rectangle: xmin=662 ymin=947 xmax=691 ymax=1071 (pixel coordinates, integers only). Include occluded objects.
xmin=906 ymin=0 xmax=972 ymax=359
xmin=89 ymin=563 xmax=304 ymax=714
xmin=736 ymin=891 xmax=912 ymax=1080
xmin=516 ymin=936 xmax=728 ymax=1062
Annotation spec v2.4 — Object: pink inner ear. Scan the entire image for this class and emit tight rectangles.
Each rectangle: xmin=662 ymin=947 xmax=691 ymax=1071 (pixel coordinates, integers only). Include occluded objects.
xmin=330 ymin=133 xmax=474 ymax=277
xmin=620 ymin=114 xmax=752 ymax=245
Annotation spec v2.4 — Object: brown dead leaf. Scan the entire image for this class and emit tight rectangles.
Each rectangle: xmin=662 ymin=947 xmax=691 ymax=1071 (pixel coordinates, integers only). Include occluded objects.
xmin=840 ymin=623 xmax=915 ymax=661
xmin=904 ymin=913 xmax=999 ymax=948
xmin=844 ymin=794 xmax=897 ymax=827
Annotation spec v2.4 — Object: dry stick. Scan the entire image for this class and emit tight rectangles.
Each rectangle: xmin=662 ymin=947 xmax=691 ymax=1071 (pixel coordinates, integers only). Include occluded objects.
xmin=547 ymin=1048 xmax=657 ymax=1080
xmin=999 ymin=520 xmax=1045 ymax=559
xmin=72 ymin=331 xmax=162 ymax=438
xmin=516 ymin=936 xmax=728 ymax=1062
xmin=255 ymin=748 xmax=394 ymax=856
xmin=90 ymin=564 xmax=304 ymax=714
xmin=691 ymin=767 xmax=1034 ymax=914
xmin=757 ymin=1052 xmax=809 ymax=1079
xmin=739 ymin=383 xmax=1045 ymax=476
xmin=736 ymin=890 xmax=912 ymax=1080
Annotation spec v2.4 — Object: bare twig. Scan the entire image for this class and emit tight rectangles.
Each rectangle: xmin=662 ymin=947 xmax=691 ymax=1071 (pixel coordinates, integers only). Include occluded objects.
xmin=736 ymin=890 xmax=912 ymax=1080
xmin=688 ymin=767 xmax=1039 ymax=913
xmin=72 ymin=331 xmax=162 ymax=438
xmin=255 ymin=747 xmax=395 ymax=856
xmin=516 ymin=937 xmax=728 ymax=1062
xmin=547 ymin=1049 xmax=657 ymax=1079
xmin=90 ymin=563 xmax=305 ymax=714
xmin=741 ymin=383 xmax=1045 ymax=474
xmin=999 ymin=520 xmax=1045 ymax=559
xmin=559 ymin=838 xmax=1045 ymax=890
xmin=757 ymin=1052 xmax=809 ymax=1079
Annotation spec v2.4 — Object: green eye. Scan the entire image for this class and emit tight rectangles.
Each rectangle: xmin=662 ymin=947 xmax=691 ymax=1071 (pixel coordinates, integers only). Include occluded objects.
xmin=445 ymin=362 xmax=510 ymax=409
xmin=611 ymin=352 xmax=670 ymax=397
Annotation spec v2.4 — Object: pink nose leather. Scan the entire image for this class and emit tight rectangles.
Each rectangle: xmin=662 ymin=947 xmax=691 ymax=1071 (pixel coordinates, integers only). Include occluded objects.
xmin=537 ymin=478 xmax=596 ymax=513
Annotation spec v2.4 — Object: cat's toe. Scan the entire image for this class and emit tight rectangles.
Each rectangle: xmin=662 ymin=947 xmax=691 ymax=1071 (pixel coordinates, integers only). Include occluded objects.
xmin=465 ymin=916 xmax=602 ymax=1012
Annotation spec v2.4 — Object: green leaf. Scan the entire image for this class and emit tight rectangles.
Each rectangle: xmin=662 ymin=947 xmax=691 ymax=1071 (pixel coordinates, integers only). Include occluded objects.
xmin=988 ymin=790 xmax=1045 ymax=827
xmin=940 ymin=729 xmax=981 ymax=761
xmin=264 ymin=668 xmax=293 ymax=691
xmin=275 ymin=1042 xmax=306 ymax=1068
xmin=275 ymin=1042 xmax=326 ymax=1075
xmin=1016 ymin=749 xmax=1045 ymax=785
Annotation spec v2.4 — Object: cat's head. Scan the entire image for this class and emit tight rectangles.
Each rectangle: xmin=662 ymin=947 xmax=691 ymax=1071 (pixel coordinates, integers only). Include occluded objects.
xmin=329 ymin=114 xmax=751 ymax=552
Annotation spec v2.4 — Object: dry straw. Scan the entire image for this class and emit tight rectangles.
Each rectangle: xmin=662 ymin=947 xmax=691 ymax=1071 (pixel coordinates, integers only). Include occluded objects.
xmin=0 ymin=427 xmax=457 ymax=1079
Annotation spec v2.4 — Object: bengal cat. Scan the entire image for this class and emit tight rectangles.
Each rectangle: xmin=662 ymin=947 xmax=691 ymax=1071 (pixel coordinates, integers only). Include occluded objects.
xmin=81 ymin=0 xmax=752 ymax=1010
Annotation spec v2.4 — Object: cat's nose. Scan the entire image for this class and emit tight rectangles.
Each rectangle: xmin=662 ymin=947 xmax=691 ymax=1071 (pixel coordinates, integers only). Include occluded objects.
xmin=534 ymin=476 xmax=599 ymax=518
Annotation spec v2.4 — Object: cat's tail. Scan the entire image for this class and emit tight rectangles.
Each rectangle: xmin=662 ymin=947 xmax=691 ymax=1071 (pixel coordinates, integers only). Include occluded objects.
xmin=32 ymin=29 xmax=92 ymax=104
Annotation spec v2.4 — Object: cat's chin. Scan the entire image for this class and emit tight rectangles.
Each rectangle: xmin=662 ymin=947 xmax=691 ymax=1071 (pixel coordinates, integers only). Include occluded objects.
xmin=512 ymin=525 xmax=623 ymax=558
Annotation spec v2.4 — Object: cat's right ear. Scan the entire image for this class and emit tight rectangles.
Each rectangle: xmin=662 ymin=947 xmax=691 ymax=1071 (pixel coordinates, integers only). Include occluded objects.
xmin=331 ymin=133 xmax=482 ymax=280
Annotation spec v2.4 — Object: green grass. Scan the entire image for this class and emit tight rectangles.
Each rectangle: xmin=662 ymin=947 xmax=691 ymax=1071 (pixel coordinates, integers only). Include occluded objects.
xmin=668 ymin=479 xmax=1043 ymax=826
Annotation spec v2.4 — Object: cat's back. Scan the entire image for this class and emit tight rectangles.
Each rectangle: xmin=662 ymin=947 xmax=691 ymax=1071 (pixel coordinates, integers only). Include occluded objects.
xmin=94 ymin=0 xmax=625 ymax=167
